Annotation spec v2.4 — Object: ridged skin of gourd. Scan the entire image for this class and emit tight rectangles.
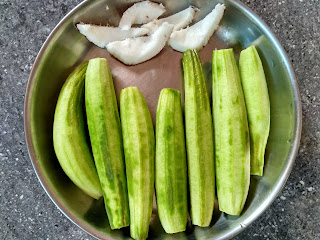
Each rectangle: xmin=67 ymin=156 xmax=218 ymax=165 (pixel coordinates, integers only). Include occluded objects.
xmin=239 ymin=46 xmax=270 ymax=176
xmin=120 ymin=87 xmax=155 ymax=240
xmin=85 ymin=58 xmax=129 ymax=229
xmin=53 ymin=61 xmax=102 ymax=200
xmin=212 ymin=49 xmax=250 ymax=215
xmin=183 ymin=49 xmax=215 ymax=226
xmin=156 ymin=88 xmax=188 ymax=233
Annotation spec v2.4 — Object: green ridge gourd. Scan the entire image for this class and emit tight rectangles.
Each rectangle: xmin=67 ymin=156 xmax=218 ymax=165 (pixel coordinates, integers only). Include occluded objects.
xmin=156 ymin=88 xmax=188 ymax=233
xmin=239 ymin=46 xmax=270 ymax=176
xmin=212 ymin=49 xmax=250 ymax=215
xmin=182 ymin=49 xmax=215 ymax=226
xmin=53 ymin=61 xmax=102 ymax=200
xmin=85 ymin=58 xmax=129 ymax=229
xmin=120 ymin=87 xmax=155 ymax=240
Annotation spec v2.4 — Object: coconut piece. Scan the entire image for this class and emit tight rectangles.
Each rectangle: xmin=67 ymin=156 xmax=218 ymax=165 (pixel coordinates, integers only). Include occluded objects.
xmin=119 ymin=1 xmax=165 ymax=30
xmin=142 ymin=6 xmax=197 ymax=33
xmin=168 ymin=4 xmax=226 ymax=52
xmin=76 ymin=23 xmax=149 ymax=48
xmin=107 ymin=22 xmax=174 ymax=65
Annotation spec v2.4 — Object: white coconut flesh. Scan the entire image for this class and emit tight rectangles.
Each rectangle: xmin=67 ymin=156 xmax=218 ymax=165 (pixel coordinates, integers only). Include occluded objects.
xmin=76 ymin=24 xmax=149 ymax=48
xmin=168 ymin=3 xmax=226 ymax=52
xmin=107 ymin=22 xmax=174 ymax=65
xmin=142 ymin=6 xmax=197 ymax=33
xmin=119 ymin=1 xmax=166 ymax=30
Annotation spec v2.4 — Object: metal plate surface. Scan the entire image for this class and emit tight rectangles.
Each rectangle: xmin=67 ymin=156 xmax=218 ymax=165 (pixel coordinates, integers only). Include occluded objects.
xmin=24 ymin=0 xmax=302 ymax=239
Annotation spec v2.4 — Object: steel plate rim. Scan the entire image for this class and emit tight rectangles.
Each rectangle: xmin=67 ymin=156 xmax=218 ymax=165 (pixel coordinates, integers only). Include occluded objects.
xmin=24 ymin=0 xmax=302 ymax=239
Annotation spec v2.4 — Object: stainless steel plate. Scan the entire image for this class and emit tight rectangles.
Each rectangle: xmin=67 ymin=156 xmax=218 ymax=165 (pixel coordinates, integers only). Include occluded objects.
xmin=24 ymin=0 xmax=302 ymax=239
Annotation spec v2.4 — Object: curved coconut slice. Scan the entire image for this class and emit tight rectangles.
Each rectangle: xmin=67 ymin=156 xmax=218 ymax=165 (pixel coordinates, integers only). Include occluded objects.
xmin=76 ymin=23 xmax=149 ymax=48
xmin=107 ymin=22 xmax=174 ymax=65
xmin=119 ymin=1 xmax=165 ymax=30
xmin=168 ymin=4 xmax=226 ymax=52
xmin=142 ymin=6 xmax=197 ymax=33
